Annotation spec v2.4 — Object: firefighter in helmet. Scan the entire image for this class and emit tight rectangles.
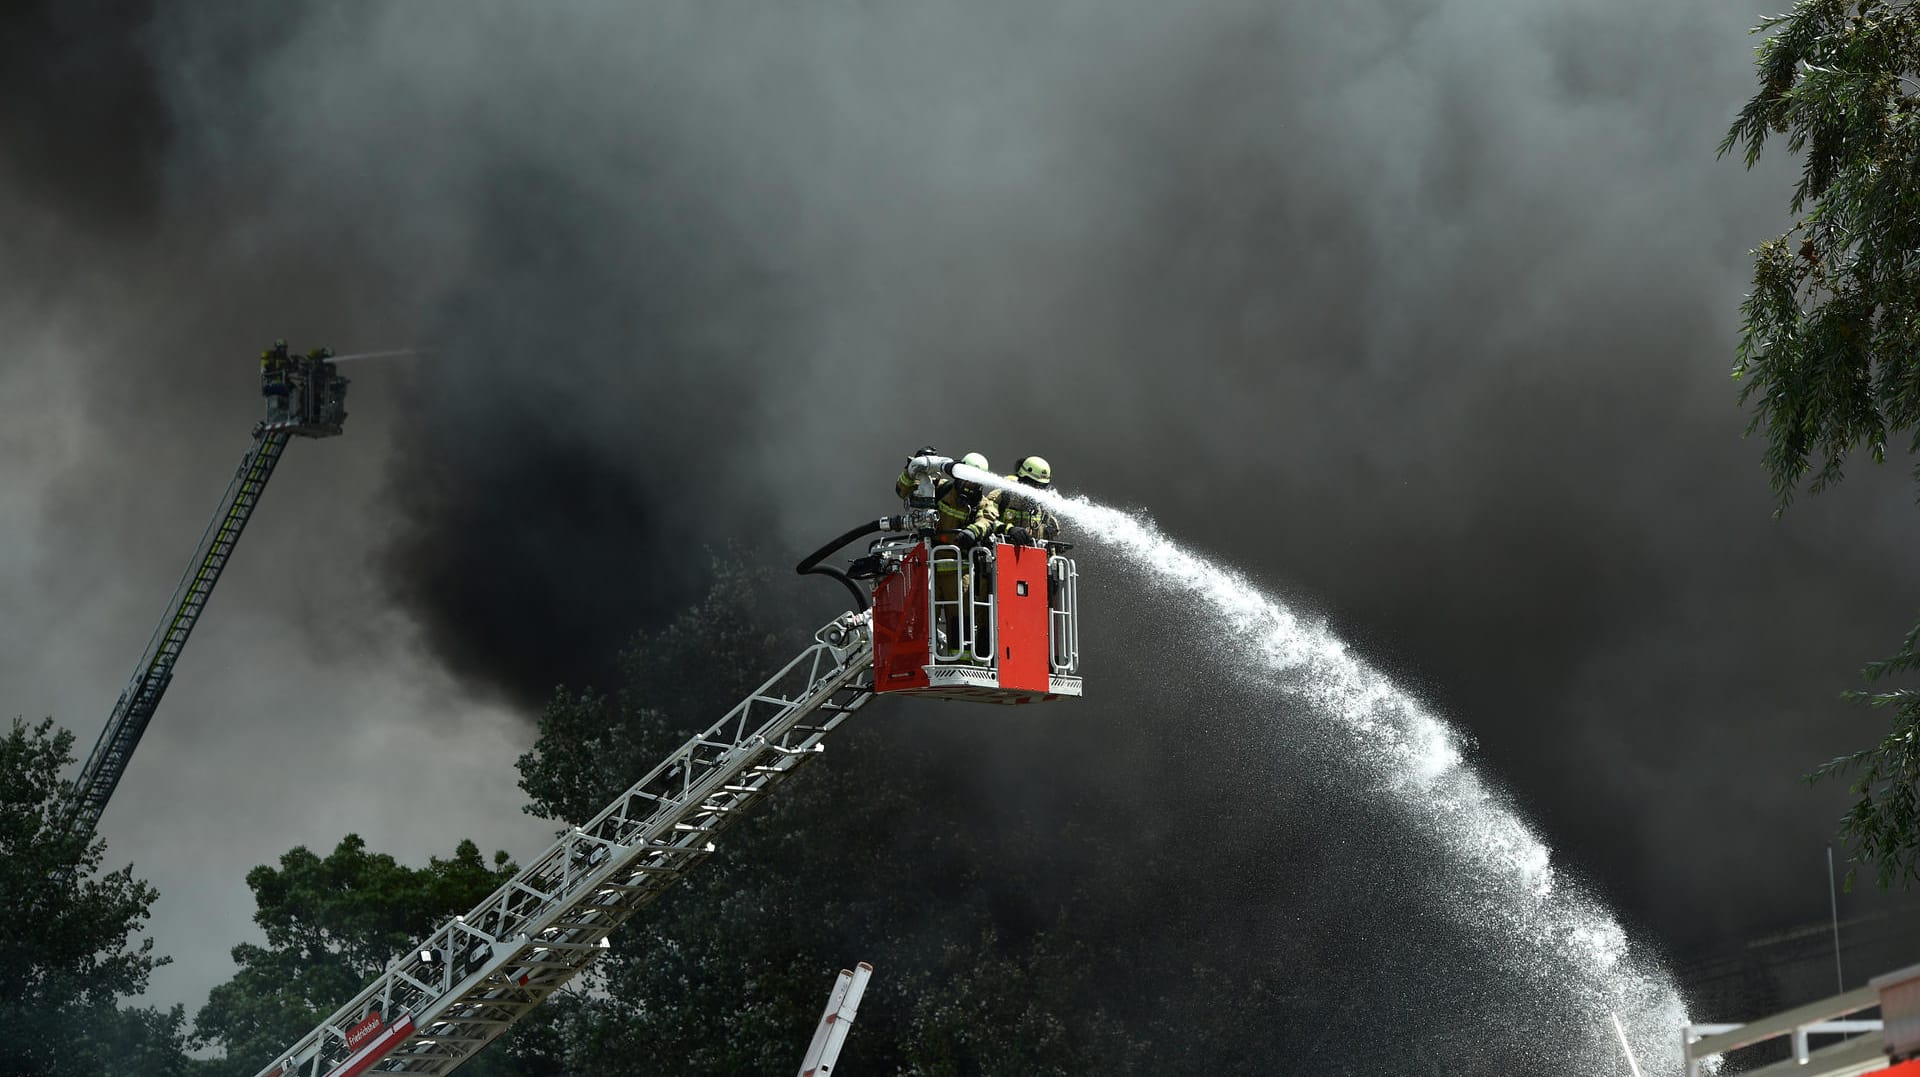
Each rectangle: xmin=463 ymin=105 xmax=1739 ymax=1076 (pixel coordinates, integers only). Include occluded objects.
xmin=260 ymin=340 xmax=293 ymax=429
xmin=896 ymin=450 xmax=993 ymax=536
xmin=896 ymin=451 xmax=995 ymax=656
xmin=260 ymin=339 xmax=291 ymax=390
xmin=985 ymin=455 xmax=1059 ymax=546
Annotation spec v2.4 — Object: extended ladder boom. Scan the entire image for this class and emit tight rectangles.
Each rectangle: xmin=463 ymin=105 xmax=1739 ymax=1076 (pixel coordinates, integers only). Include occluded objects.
xmin=70 ymin=428 xmax=290 ymax=834
xmin=70 ymin=342 xmax=347 ymax=837
xmin=256 ymin=613 xmax=876 ymax=1077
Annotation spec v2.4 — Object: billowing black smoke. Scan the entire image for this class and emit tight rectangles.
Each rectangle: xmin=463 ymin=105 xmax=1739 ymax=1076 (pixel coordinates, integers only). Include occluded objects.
xmin=373 ymin=151 xmax=794 ymax=706
xmin=1 ymin=1 xmax=170 ymax=238
xmin=9 ymin=0 xmax=1920 ymax=1044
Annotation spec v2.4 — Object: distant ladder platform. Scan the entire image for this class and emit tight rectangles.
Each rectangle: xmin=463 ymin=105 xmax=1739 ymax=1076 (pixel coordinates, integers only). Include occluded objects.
xmin=69 ymin=343 xmax=348 ymax=838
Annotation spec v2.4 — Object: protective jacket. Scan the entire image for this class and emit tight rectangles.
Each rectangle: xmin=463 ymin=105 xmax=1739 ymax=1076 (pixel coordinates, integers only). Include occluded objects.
xmin=983 ymin=481 xmax=1059 ymax=541
xmin=260 ymin=342 xmax=291 ymax=396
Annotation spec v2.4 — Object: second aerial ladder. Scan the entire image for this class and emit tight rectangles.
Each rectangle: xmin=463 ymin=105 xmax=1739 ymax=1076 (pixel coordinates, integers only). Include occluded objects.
xmin=69 ymin=342 xmax=349 ymax=837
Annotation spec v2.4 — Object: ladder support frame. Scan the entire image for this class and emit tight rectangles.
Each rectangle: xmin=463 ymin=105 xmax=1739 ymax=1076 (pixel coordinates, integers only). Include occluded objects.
xmin=257 ymin=614 xmax=877 ymax=1077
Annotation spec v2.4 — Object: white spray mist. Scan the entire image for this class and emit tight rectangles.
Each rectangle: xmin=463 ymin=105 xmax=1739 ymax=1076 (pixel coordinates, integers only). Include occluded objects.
xmin=954 ymin=464 xmax=1693 ymax=1072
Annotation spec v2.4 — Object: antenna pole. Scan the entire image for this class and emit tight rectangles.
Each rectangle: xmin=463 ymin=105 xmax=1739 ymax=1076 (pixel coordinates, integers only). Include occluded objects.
xmin=1827 ymin=844 xmax=1845 ymax=993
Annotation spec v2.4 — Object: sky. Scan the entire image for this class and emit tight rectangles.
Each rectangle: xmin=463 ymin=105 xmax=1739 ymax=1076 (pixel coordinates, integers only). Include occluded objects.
xmin=5 ymin=0 xmax=1920 ymax=1054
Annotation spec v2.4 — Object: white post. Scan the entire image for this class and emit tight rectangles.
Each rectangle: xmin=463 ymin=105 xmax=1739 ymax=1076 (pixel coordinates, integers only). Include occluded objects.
xmin=1827 ymin=845 xmax=1845 ymax=993
xmin=798 ymin=962 xmax=874 ymax=1077
xmin=1609 ymin=1011 xmax=1645 ymax=1077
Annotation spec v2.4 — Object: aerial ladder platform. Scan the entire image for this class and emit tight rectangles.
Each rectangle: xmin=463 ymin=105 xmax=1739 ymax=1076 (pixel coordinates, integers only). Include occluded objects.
xmin=69 ymin=342 xmax=348 ymax=838
xmin=255 ymin=453 xmax=1082 ymax=1077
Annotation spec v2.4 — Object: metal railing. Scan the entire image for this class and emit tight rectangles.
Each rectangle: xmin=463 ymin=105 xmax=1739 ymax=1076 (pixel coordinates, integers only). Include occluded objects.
xmin=928 ymin=542 xmax=999 ymax=664
xmin=929 ymin=540 xmax=1078 ymax=678
xmin=929 ymin=543 xmax=967 ymax=662
xmin=1048 ymin=554 xmax=1079 ymax=674
xmin=967 ymin=545 xmax=996 ymax=662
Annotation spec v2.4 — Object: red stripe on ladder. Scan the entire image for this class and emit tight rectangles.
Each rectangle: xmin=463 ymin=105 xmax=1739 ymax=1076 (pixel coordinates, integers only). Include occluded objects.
xmin=325 ymin=1014 xmax=415 ymax=1077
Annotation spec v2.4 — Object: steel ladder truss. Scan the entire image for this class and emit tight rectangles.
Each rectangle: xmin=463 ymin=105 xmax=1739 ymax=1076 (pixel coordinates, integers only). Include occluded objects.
xmin=69 ymin=427 xmax=293 ymax=835
xmin=257 ymin=615 xmax=878 ymax=1077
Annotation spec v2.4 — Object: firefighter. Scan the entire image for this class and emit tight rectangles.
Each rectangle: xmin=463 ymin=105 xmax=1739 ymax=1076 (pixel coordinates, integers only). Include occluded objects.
xmin=986 ymin=455 xmax=1059 ymax=546
xmin=260 ymin=340 xmax=292 ymax=427
xmin=896 ymin=451 xmax=993 ymax=657
xmin=260 ymin=340 xmax=290 ymax=386
xmin=896 ymin=451 xmax=993 ymax=539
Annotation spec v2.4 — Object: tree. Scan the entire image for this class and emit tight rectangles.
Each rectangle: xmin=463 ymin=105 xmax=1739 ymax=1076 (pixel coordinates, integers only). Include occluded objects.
xmin=0 ymin=717 xmax=189 ymax=1075
xmin=1722 ymin=0 xmax=1920 ymax=887
xmin=192 ymin=834 xmax=552 ymax=1076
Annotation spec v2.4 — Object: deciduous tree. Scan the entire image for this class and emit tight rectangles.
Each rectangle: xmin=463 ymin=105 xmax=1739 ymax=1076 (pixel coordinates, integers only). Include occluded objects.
xmin=192 ymin=835 xmax=545 ymax=1076
xmin=1722 ymin=0 xmax=1920 ymax=886
xmin=0 ymin=717 xmax=189 ymax=1075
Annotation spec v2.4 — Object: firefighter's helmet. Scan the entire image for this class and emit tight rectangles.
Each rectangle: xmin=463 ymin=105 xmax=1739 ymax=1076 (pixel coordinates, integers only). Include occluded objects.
xmin=1017 ymin=455 xmax=1052 ymax=487
xmin=960 ymin=452 xmax=989 ymax=472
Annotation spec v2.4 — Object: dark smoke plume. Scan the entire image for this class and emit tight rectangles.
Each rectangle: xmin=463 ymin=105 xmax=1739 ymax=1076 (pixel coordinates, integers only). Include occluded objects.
xmin=6 ymin=0 xmax=1920 ymax=1037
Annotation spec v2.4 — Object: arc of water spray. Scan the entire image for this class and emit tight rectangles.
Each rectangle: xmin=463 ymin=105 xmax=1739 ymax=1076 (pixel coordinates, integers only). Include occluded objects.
xmin=950 ymin=462 xmax=1691 ymax=1072
xmin=327 ymin=347 xmax=436 ymax=364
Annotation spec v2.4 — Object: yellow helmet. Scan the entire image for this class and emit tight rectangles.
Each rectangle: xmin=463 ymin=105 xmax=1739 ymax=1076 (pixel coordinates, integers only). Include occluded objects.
xmin=1017 ymin=455 xmax=1052 ymax=487
xmin=960 ymin=452 xmax=989 ymax=472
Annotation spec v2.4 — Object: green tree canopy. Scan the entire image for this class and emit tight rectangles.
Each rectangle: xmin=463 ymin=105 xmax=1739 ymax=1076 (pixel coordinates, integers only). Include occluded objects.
xmin=1723 ymin=0 xmax=1920 ymax=886
xmin=0 ymin=717 xmax=188 ymax=1075
xmin=191 ymin=834 xmax=534 ymax=1076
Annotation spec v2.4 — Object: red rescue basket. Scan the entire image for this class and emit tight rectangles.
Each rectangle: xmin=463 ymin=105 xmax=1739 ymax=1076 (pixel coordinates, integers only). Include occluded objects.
xmin=867 ymin=536 xmax=1081 ymax=704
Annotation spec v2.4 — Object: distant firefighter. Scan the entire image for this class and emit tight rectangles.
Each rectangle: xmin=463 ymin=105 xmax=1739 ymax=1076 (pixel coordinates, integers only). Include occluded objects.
xmin=260 ymin=339 xmax=291 ymax=396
